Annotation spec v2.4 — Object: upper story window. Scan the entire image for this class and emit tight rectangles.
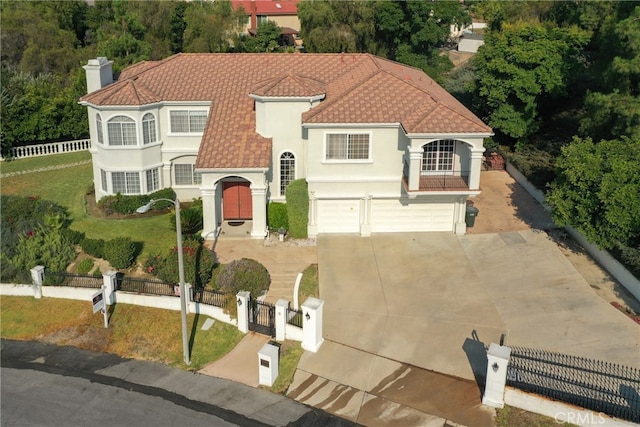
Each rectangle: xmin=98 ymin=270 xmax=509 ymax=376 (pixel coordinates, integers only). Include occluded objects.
xmin=422 ymin=139 xmax=455 ymax=173
xmin=280 ymin=152 xmax=295 ymax=196
xmin=170 ymin=110 xmax=207 ymax=133
xmin=96 ymin=114 xmax=104 ymax=144
xmin=174 ymin=164 xmax=202 ymax=186
xmin=142 ymin=113 xmax=157 ymax=144
xmin=107 ymin=115 xmax=137 ymax=146
xmin=325 ymin=133 xmax=370 ymax=161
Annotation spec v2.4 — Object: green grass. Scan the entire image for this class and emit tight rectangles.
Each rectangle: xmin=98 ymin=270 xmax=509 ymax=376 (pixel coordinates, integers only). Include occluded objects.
xmin=496 ymin=405 xmax=577 ymax=427
xmin=269 ymin=340 xmax=304 ymax=394
xmin=0 ymin=151 xmax=91 ymax=175
xmin=298 ymin=263 xmax=319 ymax=304
xmin=0 ymin=151 xmax=176 ymax=261
xmin=1 ymin=295 xmax=243 ymax=370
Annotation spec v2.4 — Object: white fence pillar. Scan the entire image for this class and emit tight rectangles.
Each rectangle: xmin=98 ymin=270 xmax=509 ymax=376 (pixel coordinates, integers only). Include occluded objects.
xmin=482 ymin=343 xmax=511 ymax=408
xmin=30 ymin=266 xmax=44 ymax=299
xmin=103 ymin=270 xmax=117 ymax=305
xmin=275 ymin=299 xmax=289 ymax=342
xmin=301 ymin=297 xmax=324 ymax=353
xmin=236 ymin=291 xmax=250 ymax=334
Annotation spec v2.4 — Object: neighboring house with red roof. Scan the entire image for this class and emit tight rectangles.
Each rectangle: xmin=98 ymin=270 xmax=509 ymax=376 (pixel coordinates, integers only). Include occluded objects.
xmin=232 ymin=0 xmax=301 ymax=44
xmin=79 ymin=53 xmax=492 ymax=239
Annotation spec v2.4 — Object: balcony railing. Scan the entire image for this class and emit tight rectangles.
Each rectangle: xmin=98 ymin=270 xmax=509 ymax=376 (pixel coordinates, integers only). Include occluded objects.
xmin=403 ymin=171 xmax=470 ymax=191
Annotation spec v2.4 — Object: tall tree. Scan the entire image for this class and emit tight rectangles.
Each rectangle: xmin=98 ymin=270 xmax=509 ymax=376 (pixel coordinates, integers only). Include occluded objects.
xmin=472 ymin=22 xmax=589 ymax=147
xmin=547 ymin=136 xmax=640 ymax=251
xmin=579 ymin=3 xmax=640 ymax=141
xmin=182 ymin=0 xmax=247 ymax=53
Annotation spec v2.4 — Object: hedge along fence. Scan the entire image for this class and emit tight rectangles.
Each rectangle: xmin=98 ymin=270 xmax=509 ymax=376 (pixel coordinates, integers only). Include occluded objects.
xmin=285 ymin=179 xmax=309 ymax=238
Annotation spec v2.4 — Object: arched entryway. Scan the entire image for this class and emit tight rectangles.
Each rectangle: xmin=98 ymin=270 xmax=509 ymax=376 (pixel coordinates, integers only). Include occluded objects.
xmin=222 ymin=180 xmax=252 ymax=220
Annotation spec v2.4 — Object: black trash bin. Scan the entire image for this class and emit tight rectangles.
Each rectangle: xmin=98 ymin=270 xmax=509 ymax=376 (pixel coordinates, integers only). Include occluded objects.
xmin=465 ymin=205 xmax=479 ymax=227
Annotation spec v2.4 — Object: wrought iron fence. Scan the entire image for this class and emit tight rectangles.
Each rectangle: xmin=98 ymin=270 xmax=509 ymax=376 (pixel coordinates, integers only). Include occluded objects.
xmin=192 ymin=288 xmax=228 ymax=308
xmin=287 ymin=306 xmax=303 ymax=328
xmin=507 ymin=346 xmax=640 ymax=423
xmin=117 ymin=276 xmax=176 ymax=297
xmin=44 ymin=272 xmax=103 ymax=288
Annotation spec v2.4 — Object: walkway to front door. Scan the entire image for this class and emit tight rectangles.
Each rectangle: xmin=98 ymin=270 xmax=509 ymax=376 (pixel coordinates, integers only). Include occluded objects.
xmin=223 ymin=182 xmax=252 ymax=220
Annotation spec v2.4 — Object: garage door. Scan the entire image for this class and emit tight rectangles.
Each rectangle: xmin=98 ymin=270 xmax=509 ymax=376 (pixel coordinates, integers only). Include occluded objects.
xmin=370 ymin=199 xmax=454 ymax=232
xmin=317 ymin=199 xmax=360 ymax=233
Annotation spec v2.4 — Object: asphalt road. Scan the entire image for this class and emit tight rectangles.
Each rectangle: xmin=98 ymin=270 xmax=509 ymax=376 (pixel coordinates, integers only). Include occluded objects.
xmin=1 ymin=339 xmax=354 ymax=427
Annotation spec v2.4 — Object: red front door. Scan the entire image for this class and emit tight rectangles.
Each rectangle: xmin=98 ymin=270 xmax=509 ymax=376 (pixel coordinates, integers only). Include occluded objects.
xmin=223 ymin=182 xmax=252 ymax=220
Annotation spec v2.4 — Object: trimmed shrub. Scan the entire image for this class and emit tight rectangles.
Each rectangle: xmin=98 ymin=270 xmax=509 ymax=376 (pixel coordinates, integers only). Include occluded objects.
xmin=98 ymin=188 xmax=176 ymax=215
xmin=214 ymin=258 xmax=270 ymax=298
xmin=285 ymin=179 xmax=308 ymax=238
xmin=103 ymin=237 xmax=137 ymax=269
xmin=144 ymin=237 xmax=217 ymax=288
xmin=62 ymin=228 xmax=85 ymax=245
xmin=77 ymin=258 xmax=94 ymax=274
xmin=81 ymin=238 xmax=105 ymax=259
xmin=268 ymin=202 xmax=288 ymax=231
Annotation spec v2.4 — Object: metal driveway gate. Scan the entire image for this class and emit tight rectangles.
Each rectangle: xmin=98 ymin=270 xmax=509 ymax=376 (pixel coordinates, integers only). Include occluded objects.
xmin=249 ymin=298 xmax=275 ymax=337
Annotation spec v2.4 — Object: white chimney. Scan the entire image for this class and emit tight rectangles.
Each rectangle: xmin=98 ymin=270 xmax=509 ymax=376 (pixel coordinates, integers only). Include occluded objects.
xmin=83 ymin=57 xmax=113 ymax=94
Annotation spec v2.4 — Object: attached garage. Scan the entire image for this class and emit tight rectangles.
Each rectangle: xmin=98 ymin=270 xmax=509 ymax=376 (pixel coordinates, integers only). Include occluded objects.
xmin=370 ymin=198 xmax=455 ymax=232
xmin=316 ymin=199 xmax=360 ymax=233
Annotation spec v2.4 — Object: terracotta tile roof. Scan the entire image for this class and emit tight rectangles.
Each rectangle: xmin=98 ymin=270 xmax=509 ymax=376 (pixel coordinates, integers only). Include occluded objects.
xmin=80 ymin=53 xmax=491 ymax=169
xmin=232 ymin=0 xmax=299 ymax=15
xmin=250 ymin=73 xmax=326 ymax=97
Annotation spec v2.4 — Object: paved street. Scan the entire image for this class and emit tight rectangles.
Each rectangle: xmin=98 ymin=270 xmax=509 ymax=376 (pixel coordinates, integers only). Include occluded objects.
xmin=0 ymin=339 xmax=354 ymax=427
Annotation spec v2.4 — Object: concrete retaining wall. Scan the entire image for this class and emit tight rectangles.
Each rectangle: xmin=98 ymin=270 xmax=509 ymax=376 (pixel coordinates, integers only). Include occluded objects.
xmin=504 ymin=387 xmax=637 ymax=427
xmin=285 ymin=324 xmax=303 ymax=342
xmin=0 ymin=283 xmax=37 ymax=297
xmin=506 ymin=162 xmax=640 ymax=302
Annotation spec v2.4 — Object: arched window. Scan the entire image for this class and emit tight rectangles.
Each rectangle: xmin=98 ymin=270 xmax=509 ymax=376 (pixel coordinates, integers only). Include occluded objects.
xmin=280 ymin=152 xmax=295 ymax=196
xmin=107 ymin=115 xmax=137 ymax=146
xmin=422 ymin=140 xmax=455 ymax=174
xmin=142 ymin=113 xmax=157 ymax=144
xmin=96 ymin=114 xmax=103 ymax=144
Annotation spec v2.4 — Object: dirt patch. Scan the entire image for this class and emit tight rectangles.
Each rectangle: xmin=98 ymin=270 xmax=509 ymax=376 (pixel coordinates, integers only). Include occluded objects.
xmin=39 ymin=325 xmax=111 ymax=353
xmin=84 ymin=191 xmax=167 ymax=220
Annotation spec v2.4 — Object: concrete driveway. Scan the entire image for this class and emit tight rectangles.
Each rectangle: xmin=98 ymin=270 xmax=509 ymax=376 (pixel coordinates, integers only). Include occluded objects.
xmin=317 ymin=230 xmax=640 ymax=382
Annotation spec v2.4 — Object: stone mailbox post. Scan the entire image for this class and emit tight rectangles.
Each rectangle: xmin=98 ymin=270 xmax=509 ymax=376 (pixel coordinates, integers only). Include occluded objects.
xmin=258 ymin=342 xmax=279 ymax=387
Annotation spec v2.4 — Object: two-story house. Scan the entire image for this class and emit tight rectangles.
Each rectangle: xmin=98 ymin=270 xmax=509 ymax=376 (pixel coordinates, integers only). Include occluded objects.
xmin=79 ymin=53 xmax=492 ymax=239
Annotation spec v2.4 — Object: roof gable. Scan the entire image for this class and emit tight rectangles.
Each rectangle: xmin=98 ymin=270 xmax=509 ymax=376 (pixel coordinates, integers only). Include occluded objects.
xmin=250 ymin=73 xmax=326 ymax=97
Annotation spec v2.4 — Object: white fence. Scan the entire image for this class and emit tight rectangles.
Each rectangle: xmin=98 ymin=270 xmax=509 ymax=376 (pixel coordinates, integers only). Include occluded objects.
xmin=3 ymin=139 xmax=91 ymax=160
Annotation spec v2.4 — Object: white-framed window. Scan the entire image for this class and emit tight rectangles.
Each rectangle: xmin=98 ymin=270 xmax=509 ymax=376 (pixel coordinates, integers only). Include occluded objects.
xmin=112 ymin=172 xmax=141 ymax=194
xmin=280 ymin=152 xmax=295 ymax=196
xmin=422 ymin=139 xmax=455 ymax=173
xmin=142 ymin=113 xmax=157 ymax=144
xmin=170 ymin=110 xmax=207 ymax=133
xmin=96 ymin=114 xmax=104 ymax=144
xmin=107 ymin=115 xmax=137 ymax=146
xmin=100 ymin=169 xmax=108 ymax=191
xmin=146 ymin=168 xmax=159 ymax=192
xmin=174 ymin=164 xmax=202 ymax=185
xmin=257 ymin=15 xmax=268 ymax=25
xmin=325 ymin=133 xmax=370 ymax=161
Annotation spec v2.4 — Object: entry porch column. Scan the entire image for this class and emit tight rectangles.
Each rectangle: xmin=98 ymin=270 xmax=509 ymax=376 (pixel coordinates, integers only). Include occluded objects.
xmin=251 ymin=185 xmax=267 ymax=238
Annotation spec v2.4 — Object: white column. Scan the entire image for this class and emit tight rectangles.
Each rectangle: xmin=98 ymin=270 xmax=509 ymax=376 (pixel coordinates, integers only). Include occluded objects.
xmin=301 ymin=297 xmax=324 ymax=353
xmin=275 ymin=299 xmax=289 ymax=342
xmin=360 ymin=194 xmax=372 ymax=237
xmin=185 ymin=283 xmax=192 ymax=314
xmin=30 ymin=266 xmax=44 ymax=299
xmin=469 ymin=148 xmax=485 ymax=190
xmin=236 ymin=291 xmax=250 ymax=333
xmin=250 ymin=185 xmax=267 ymax=238
xmin=201 ymin=187 xmax=217 ymax=240
xmin=162 ymin=161 xmax=172 ymax=191
xmin=103 ymin=270 xmax=117 ymax=305
xmin=408 ymin=148 xmax=423 ymax=191
xmin=482 ymin=343 xmax=511 ymax=408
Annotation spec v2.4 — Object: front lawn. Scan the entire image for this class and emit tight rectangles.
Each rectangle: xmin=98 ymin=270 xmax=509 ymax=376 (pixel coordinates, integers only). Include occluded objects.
xmin=0 ymin=295 xmax=243 ymax=370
